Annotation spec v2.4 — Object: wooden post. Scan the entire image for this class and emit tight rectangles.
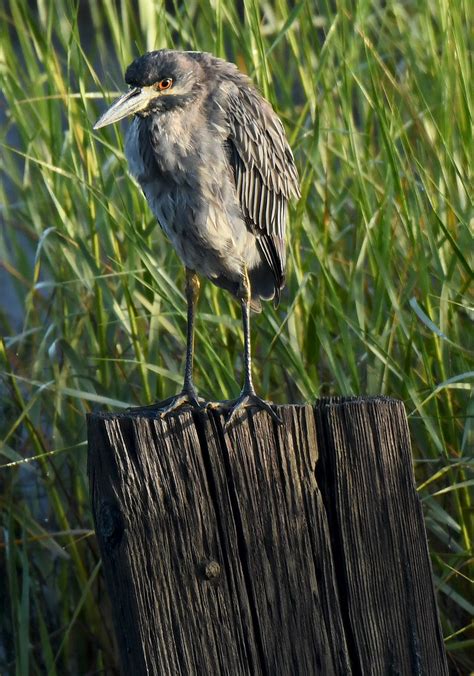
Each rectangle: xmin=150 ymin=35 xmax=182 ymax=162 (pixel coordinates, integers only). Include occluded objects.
xmin=87 ymin=397 xmax=448 ymax=675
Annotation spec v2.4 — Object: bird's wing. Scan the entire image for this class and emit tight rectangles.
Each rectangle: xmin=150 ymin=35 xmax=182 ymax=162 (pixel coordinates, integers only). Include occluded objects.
xmin=223 ymin=82 xmax=300 ymax=292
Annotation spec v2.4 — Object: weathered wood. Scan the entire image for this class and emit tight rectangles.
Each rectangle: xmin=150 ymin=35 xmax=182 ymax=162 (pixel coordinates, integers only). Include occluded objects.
xmin=87 ymin=398 xmax=448 ymax=675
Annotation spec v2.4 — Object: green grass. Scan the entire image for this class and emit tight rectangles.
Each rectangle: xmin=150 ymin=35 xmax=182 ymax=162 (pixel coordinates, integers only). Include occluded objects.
xmin=0 ymin=0 xmax=472 ymax=672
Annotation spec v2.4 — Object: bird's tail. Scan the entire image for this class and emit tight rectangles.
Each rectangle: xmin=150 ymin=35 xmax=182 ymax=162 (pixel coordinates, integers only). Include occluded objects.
xmin=248 ymin=259 xmax=279 ymax=313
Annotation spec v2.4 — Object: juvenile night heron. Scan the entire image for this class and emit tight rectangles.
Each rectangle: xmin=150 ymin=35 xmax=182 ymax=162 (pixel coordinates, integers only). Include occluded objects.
xmin=94 ymin=49 xmax=299 ymax=423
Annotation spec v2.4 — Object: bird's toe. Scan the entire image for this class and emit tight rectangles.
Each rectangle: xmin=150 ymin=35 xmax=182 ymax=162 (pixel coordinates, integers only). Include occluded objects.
xmin=207 ymin=393 xmax=282 ymax=426
xmin=158 ymin=389 xmax=206 ymax=417
xmin=127 ymin=388 xmax=205 ymax=418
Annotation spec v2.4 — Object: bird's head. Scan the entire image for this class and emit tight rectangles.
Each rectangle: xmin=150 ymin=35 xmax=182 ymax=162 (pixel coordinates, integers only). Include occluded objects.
xmin=93 ymin=50 xmax=205 ymax=129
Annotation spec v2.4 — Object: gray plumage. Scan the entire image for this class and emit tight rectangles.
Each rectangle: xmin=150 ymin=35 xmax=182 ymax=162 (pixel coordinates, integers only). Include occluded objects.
xmin=122 ymin=50 xmax=299 ymax=309
xmin=94 ymin=49 xmax=299 ymax=422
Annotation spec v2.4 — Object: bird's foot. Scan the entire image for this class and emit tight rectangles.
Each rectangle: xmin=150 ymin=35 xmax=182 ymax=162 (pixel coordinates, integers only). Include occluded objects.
xmin=127 ymin=387 xmax=205 ymax=418
xmin=207 ymin=391 xmax=283 ymax=426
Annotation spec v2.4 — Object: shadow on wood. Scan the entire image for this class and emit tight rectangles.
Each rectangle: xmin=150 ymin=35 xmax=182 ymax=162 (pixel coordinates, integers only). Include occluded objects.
xmin=87 ymin=397 xmax=448 ymax=675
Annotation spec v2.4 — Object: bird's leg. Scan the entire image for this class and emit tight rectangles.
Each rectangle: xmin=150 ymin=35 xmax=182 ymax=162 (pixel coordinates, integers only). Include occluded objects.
xmin=240 ymin=268 xmax=257 ymax=396
xmin=182 ymin=267 xmax=200 ymax=393
xmin=208 ymin=267 xmax=282 ymax=425
xmin=156 ymin=268 xmax=206 ymax=415
xmin=128 ymin=268 xmax=204 ymax=416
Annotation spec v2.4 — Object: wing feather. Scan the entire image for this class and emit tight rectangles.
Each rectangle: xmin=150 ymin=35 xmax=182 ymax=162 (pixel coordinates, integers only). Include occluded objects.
xmin=223 ymin=82 xmax=300 ymax=291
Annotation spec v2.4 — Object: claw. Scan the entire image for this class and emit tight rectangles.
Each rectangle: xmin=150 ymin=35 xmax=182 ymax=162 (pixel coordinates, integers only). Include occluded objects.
xmin=207 ymin=392 xmax=283 ymax=426
xmin=127 ymin=388 xmax=205 ymax=418
xmin=227 ymin=393 xmax=282 ymax=426
xmin=158 ymin=390 xmax=206 ymax=417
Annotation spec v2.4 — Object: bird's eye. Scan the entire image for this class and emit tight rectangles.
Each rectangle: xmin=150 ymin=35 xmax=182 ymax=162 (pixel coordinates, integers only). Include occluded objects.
xmin=157 ymin=78 xmax=173 ymax=91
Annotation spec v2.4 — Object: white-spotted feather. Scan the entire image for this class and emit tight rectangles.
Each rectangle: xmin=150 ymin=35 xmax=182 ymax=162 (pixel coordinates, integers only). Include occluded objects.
xmin=223 ymin=82 xmax=300 ymax=291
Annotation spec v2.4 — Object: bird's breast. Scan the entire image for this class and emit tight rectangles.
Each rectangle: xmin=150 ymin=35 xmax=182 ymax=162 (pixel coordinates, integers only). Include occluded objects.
xmin=124 ymin=116 xmax=260 ymax=285
xmin=126 ymin=116 xmax=202 ymax=185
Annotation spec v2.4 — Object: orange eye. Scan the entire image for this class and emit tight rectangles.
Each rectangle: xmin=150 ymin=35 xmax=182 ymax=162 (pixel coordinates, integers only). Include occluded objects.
xmin=157 ymin=78 xmax=173 ymax=91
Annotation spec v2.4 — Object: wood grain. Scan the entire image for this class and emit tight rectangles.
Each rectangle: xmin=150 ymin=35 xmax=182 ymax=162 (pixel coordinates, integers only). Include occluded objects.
xmin=88 ymin=398 xmax=448 ymax=675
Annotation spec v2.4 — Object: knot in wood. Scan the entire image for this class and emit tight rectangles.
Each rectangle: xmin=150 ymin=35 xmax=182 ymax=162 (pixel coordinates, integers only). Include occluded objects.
xmin=202 ymin=560 xmax=221 ymax=581
xmin=98 ymin=502 xmax=124 ymax=550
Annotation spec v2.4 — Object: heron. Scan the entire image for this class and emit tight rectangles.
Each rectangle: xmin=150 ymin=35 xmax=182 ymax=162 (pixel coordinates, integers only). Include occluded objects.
xmin=94 ymin=49 xmax=299 ymax=423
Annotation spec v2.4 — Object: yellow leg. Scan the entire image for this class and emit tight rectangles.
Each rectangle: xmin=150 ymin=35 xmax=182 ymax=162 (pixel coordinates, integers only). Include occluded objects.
xmin=207 ymin=266 xmax=282 ymax=426
xmin=127 ymin=268 xmax=205 ymax=417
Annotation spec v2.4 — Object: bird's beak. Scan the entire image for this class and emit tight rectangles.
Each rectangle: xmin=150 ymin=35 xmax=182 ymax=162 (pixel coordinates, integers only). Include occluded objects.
xmin=93 ymin=87 xmax=156 ymax=129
